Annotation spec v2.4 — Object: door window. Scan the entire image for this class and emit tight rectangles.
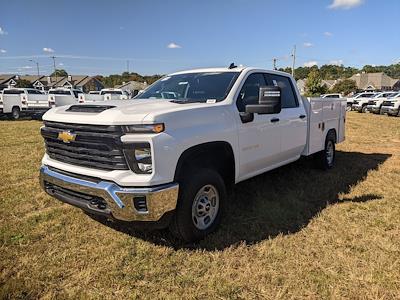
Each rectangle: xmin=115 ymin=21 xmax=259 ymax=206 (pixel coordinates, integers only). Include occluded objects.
xmin=236 ymin=73 xmax=267 ymax=112
xmin=267 ymin=74 xmax=298 ymax=108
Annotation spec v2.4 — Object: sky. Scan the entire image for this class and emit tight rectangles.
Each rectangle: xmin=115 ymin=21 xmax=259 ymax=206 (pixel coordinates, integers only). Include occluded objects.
xmin=0 ymin=0 xmax=399 ymax=76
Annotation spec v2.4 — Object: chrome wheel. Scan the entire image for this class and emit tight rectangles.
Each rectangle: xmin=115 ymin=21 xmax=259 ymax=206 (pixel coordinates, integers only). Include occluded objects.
xmin=191 ymin=184 xmax=219 ymax=230
xmin=326 ymin=140 xmax=334 ymax=165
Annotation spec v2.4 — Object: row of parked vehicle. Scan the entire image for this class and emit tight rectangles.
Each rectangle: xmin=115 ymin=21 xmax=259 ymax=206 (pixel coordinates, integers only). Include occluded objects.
xmin=0 ymin=87 xmax=132 ymax=119
xmin=347 ymin=91 xmax=400 ymax=116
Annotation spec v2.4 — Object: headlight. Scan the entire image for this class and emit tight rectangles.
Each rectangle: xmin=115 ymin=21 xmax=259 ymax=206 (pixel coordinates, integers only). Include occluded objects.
xmin=123 ymin=143 xmax=153 ymax=174
xmin=123 ymin=123 xmax=164 ymax=134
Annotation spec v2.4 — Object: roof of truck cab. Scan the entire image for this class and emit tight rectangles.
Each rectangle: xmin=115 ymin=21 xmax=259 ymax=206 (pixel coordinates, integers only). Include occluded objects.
xmin=169 ymin=67 xmax=291 ymax=76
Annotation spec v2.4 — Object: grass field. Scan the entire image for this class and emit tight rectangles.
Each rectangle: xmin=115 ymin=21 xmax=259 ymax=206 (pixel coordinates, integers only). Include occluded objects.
xmin=1 ymin=112 xmax=400 ymax=299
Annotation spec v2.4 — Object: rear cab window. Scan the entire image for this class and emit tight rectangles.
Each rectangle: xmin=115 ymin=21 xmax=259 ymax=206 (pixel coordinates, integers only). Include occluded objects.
xmin=265 ymin=73 xmax=299 ymax=108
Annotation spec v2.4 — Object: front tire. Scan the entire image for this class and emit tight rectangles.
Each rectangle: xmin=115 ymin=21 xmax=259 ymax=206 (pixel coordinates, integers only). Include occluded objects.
xmin=170 ymin=168 xmax=226 ymax=242
xmin=346 ymin=105 xmax=352 ymax=112
xmin=361 ymin=105 xmax=368 ymax=113
xmin=316 ymin=131 xmax=336 ymax=170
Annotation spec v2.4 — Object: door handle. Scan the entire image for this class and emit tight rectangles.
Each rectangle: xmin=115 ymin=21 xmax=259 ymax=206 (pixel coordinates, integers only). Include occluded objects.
xmin=299 ymin=114 xmax=306 ymax=119
xmin=271 ymin=118 xmax=280 ymax=123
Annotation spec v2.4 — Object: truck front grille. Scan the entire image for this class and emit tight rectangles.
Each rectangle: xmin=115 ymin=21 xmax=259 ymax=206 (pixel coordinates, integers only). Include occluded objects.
xmin=383 ymin=101 xmax=394 ymax=107
xmin=41 ymin=121 xmax=129 ymax=170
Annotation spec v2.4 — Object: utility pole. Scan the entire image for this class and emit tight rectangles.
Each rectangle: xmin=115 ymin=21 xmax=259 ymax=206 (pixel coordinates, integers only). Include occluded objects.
xmin=291 ymin=45 xmax=296 ymax=77
xmin=51 ymin=56 xmax=57 ymax=83
xmin=272 ymin=58 xmax=277 ymax=70
xmin=127 ymin=60 xmax=130 ymax=73
xmin=29 ymin=59 xmax=40 ymax=77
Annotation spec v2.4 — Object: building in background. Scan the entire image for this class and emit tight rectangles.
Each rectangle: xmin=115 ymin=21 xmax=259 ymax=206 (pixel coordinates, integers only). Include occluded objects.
xmin=349 ymin=72 xmax=400 ymax=91
xmin=115 ymin=80 xmax=148 ymax=97
xmin=0 ymin=74 xmax=104 ymax=92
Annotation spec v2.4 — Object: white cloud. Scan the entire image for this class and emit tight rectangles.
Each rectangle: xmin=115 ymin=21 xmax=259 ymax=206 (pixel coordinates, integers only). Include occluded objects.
xmin=324 ymin=31 xmax=333 ymax=37
xmin=167 ymin=42 xmax=182 ymax=49
xmin=304 ymin=61 xmax=318 ymax=67
xmin=43 ymin=47 xmax=55 ymax=53
xmin=59 ymin=62 xmax=64 ymax=66
xmin=21 ymin=66 xmax=33 ymax=69
xmin=329 ymin=59 xmax=344 ymax=66
xmin=328 ymin=0 xmax=363 ymax=9
xmin=0 ymin=27 xmax=7 ymax=35
xmin=0 ymin=49 xmax=6 ymax=53
xmin=303 ymin=42 xmax=313 ymax=48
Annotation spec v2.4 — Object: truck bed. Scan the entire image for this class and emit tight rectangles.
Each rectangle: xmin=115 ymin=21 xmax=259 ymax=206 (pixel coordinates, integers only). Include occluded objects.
xmin=301 ymin=97 xmax=346 ymax=156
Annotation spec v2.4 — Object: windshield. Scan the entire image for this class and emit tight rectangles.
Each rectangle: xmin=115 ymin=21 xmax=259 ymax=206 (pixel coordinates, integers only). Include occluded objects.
xmin=138 ymin=72 xmax=240 ymax=102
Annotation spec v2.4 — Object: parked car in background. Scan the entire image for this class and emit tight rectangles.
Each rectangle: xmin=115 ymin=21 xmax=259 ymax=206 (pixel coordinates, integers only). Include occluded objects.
xmin=381 ymin=94 xmax=400 ymax=116
xmin=0 ymin=88 xmax=49 ymax=119
xmin=347 ymin=92 xmax=377 ymax=112
xmin=78 ymin=88 xmax=130 ymax=103
xmin=321 ymin=93 xmax=343 ymax=99
xmin=39 ymin=66 xmax=346 ymax=241
xmin=48 ymin=88 xmax=83 ymax=107
xmin=366 ymin=91 xmax=399 ymax=114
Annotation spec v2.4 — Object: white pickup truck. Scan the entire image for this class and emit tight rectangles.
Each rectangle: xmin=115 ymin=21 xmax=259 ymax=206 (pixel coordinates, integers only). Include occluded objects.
xmin=0 ymin=88 xmax=49 ymax=119
xmin=381 ymin=94 xmax=400 ymax=116
xmin=366 ymin=92 xmax=399 ymax=114
xmin=39 ymin=67 xmax=346 ymax=241
xmin=48 ymin=88 xmax=83 ymax=107
xmin=78 ymin=88 xmax=129 ymax=103
xmin=347 ymin=91 xmax=377 ymax=112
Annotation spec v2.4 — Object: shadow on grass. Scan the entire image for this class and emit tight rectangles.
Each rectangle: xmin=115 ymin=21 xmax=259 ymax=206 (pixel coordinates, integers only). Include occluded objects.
xmin=88 ymin=151 xmax=390 ymax=250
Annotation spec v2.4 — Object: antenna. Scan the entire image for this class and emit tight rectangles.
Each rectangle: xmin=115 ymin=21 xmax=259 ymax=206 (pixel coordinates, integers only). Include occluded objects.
xmin=228 ymin=63 xmax=237 ymax=69
xmin=51 ymin=56 xmax=58 ymax=83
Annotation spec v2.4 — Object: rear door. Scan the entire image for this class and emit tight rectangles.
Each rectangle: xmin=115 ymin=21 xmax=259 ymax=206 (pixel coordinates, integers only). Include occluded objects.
xmin=265 ymin=73 xmax=307 ymax=161
xmin=27 ymin=90 xmax=48 ymax=108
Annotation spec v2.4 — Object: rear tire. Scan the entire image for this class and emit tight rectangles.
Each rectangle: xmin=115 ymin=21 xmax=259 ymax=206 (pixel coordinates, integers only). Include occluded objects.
xmin=346 ymin=105 xmax=352 ymax=112
xmin=169 ymin=168 xmax=226 ymax=242
xmin=11 ymin=107 xmax=20 ymax=120
xmin=316 ymin=131 xmax=336 ymax=170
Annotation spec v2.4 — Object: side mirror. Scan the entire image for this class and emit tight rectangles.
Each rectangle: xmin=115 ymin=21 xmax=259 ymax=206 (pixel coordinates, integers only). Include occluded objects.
xmin=246 ymin=86 xmax=281 ymax=115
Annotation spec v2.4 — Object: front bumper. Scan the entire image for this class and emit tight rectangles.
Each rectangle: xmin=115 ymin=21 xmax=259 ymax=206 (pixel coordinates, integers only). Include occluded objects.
xmin=367 ymin=106 xmax=380 ymax=113
xmin=39 ymin=165 xmax=179 ymax=222
xmin=381 ymin=107 xmax=398 ymax=115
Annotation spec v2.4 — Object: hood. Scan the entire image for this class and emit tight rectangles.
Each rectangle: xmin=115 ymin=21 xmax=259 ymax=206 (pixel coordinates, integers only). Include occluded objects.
xmin=43 ymin=98 xmax=212 ymax=125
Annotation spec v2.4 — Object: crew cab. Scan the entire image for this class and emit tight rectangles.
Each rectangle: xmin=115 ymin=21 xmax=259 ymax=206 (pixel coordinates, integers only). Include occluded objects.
xmin=347 ymin=92 xmax=377 ymax=112
xmin=381 ymin=94 xmax=400 ymax=116
xmin=78 ymin=88 xmax=130 ymax=103
xmin=48 ymin=88 xmax=83 ymax=107
xmin=366 ymin=91 xmax=399 ymax=114
xmin=0 ymin=88 xmax=49 ymax=119
xmin=39 ymin=66 xmax=346 ymax=242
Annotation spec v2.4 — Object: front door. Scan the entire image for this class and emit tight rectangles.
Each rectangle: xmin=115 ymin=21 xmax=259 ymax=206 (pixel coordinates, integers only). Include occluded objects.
xmin=236 ymin=72 xmax=283 ymax=180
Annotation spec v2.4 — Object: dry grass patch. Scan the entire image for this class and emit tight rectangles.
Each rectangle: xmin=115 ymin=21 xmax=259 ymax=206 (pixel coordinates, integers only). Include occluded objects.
xmin=0 ymin=113 xmax=399 ymax=299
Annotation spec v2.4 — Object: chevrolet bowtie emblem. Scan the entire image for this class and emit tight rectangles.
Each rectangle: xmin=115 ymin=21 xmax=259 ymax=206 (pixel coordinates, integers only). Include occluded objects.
xmin=58 ymin=131 xmax=76 ymax=143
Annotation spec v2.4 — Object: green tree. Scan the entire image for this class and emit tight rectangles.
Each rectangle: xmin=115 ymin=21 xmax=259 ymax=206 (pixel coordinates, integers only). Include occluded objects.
xmin=15 ymin=79 xmax=32 ymax=88
xmin=50 ymin=69 xmax=68 ymax=77
xmin=304 ymin=70 xmax=327 ymax=96
xmin=331 ymin=79 xmax=357 ymax=96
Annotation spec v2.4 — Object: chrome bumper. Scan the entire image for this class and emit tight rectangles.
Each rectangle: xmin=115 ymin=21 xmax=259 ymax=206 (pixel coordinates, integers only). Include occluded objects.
xmin=381 ymin=107 xmax=398 ymax=115
xmin=39 ymin=165 xmax=179 ymax=222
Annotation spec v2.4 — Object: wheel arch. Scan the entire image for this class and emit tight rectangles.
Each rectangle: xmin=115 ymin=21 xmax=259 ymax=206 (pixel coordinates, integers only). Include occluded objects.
xmin=174 ymin=141 xmax=236 ymax=189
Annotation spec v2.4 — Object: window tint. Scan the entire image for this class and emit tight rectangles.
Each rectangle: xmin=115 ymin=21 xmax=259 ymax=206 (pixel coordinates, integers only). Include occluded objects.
xmin=3 ymin=90 xmax=24 ymax=94
xmin=236 ymin=73 xmax=266 ymax=112
xmin=100 ymin=90 xmax=123 ymax=95
xmin=27 ymin=90 xmax=43 ymax=94
xmin=49 ymin=90 xmax=71 ymax=95
xmin=267 ymin=74 xmax=298 ymax=108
